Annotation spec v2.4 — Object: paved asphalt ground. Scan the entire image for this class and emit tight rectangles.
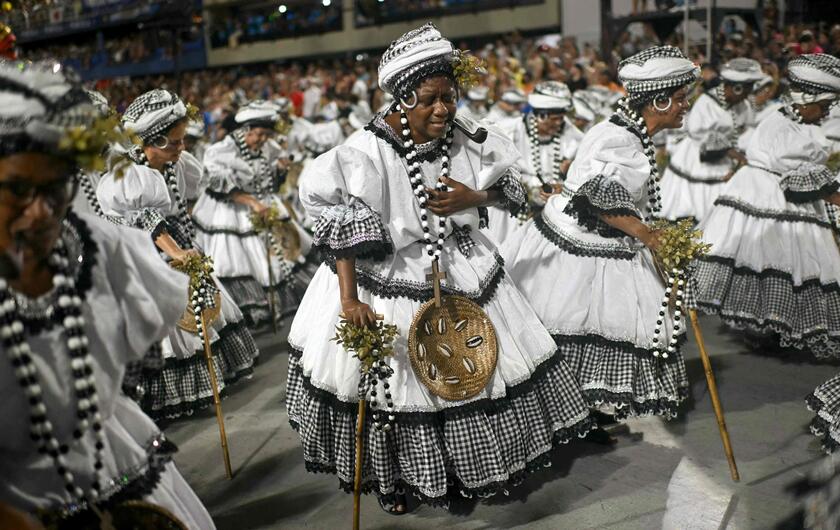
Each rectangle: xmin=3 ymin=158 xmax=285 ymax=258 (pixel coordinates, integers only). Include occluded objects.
xmin=163 ymin=315 xmax=837 ymax=529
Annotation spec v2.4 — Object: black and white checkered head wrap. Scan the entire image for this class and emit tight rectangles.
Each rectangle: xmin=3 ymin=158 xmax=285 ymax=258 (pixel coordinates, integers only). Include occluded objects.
xmin=528 ymin=81 xmax=573 ymax=111
xmin=618 ymin=46 xmax=699 ymax=106
xmin=84 ymin=89 xmax=111 ymax=116
xmin=720 ymin=58 xmax=764 ymax=84
xmin=787 ymin=54 xmax=840 ymax=102
xmin=0 ymin=60 xmax=96 ymax=158
xmin=235 ymin=100 xmax=279 ymax=129
xmin=377 ymin=22 xmax=455 ymax=99
xmin=121 ymin=89 xmax=186 ymax=142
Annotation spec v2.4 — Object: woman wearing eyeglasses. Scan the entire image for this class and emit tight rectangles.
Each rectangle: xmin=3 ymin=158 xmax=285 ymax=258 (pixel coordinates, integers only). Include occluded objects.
xmin=96 ymin=89 xmax=259 ymax=421
xmin=0 ymin=62 xmax=214 ymax=529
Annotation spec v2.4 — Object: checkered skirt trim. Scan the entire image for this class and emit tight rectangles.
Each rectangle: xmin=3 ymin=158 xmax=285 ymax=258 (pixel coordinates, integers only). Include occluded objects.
xmin=695 ymin=257 xmax=840 ymax=358
xmin=140 ymin=321 xmax=259 ymax=420
xmin=807 ymin=372 xmax=840 ymax=453
xmin=217 ymin=262 xmax=313 ymax=327
xmin=552 ymin=333 xmax=689 ymax=419
xmin=286 ymin=346 xmax=595 ymax=506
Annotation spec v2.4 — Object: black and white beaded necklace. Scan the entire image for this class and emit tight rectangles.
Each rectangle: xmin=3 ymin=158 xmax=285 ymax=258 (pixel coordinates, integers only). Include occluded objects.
xmin=0 ymin=236 xmax=106 ymax=509
xmin=526 ymin=113 xmax=565 ymax=183
xmin=614 ymin=99 xmax=661 ymax=221
xmin=133 ymin=148 xmax=195 ymax=245
xmin=232 ymin=129 xmax=273 ymax=198
xmin=77 ymin=171 xmax=104 ymax=217
xmin=713 ymin=85 xmax=744 ymax=142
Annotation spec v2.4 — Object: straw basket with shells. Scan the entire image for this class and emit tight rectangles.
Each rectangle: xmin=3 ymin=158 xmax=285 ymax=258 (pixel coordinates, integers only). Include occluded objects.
xmin=408 ymin=295 xmax=498 ymax=401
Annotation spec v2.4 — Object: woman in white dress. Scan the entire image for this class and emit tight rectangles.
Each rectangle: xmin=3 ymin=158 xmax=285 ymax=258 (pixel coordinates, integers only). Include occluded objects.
xmin=0 ymin=60 xmax=214 ymax=529
xmin=193 ymin=100 xmax=314 ymax=328
xmin=687 ymin=55 xmax=840 ymax=452
xmin=659 ymin=58 xmax=765 ymax=223
xmin=287 ymin=23 xmax=593 ymax=513
xmin=97 ymin=89 xmax=259 ymax=420
xmin=694 ymin=54 xmax=840 ymax=358
xmin=486 ymin=82 xmax=583 ymax=251
xmin=504 ymin=46 xmax=700 ymax=421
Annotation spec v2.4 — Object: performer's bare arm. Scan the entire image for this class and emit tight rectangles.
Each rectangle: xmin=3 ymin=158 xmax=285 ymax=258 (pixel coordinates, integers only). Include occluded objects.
xmin=336 ymin=256 xmax=378 ymax=328
xmin=599 ymin=214 xmax=662 ymax=252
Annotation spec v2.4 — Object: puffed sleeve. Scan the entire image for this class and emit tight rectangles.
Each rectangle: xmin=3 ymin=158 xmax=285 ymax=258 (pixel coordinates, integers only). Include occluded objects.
xmin=564 ymin=127 xmax=650 ymax=236
xmin=686 ymin=93 xmax=734 ymax=161
xmin=202 ymin=137 xmax=254 ymax=197
xmin=96 ymin=164 xmax=172 ymax=240
xmin=749 ymin=114 xmax=837 ymax=203
xmin=88 ymin=215 xmax=188 ymax=362
xmin=300 ymin=144 xmax=392 ymax=261
xmin=177 ymin=150 xmax=204 ymax=202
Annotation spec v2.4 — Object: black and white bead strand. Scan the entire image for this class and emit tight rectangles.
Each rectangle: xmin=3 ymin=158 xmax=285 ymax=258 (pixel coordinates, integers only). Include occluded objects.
xmin=136 ymin=150 xmax=196 ymax=244
xmin=360 ymin=359 xmax=395 ymax=432
xmin=526 ymin=114 xmax=565 ymax=186
xmin=0 ymin=242 xmax=105 ymax=507
xmin=651 ymin=268 xmax=687 ymax=359
xmin=616 ymin=99 xmax=661 ymax=221
xmin=399 ymin=106 xmax=454 ymax=262
xmin=266 ymin=231 xmax=295 ymax=283
xmin=77 ymin=171 xmax=104 ymax=217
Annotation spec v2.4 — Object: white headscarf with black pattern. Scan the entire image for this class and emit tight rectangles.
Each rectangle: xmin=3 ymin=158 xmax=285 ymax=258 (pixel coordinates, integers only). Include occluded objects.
xmin=618 ymin=46 xmax=699 ymax=106
xmin=0 ymin=60 xmax=96 ymax=157
xmin=377 ymin=22 xmax=455 ymax=98
xmin=121 ymin=89 xmax=186 ymax=142
xmin=787 ymin=54 xmax=840 ymax=104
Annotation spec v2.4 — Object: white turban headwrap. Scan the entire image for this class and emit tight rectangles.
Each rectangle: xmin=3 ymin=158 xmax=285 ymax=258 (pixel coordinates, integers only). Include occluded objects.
xmin=720 ymin=58 xmax=764 ymax=83
xmin=122 ymin=89 xmax=186 ymax=141
xmin=618 ymin=46 xmax=699 ymax=103
xmin=788 ymin=54 xmax=840 ymax=101
xmin=0 ymin=60 xmax=97 ymax=155
xmin=501 ymin=89 xmax=526 ymax=105
xmin=528 ymin=81 xmax=572 ymax=111
xmin=572 ymin=94 xmax=596 ymax=122
xmin=378 ymin=23 xmax=455 ymax=97
xmin=235 ymin=100 xmax=279 ymax=127
xmin=467 ymin=86 xmax=488 ymax=101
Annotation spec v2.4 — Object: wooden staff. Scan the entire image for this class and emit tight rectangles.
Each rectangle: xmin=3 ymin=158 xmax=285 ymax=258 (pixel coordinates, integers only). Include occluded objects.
xmin=353 ymin=399 xmax=366 ymax=530
xmin=201 ymin=309 xmax=233 ymax=479
xmin=689 ymin=309 xmax=739 ymax=482
xmin=264 ymin=233 xmax=278 ymax=334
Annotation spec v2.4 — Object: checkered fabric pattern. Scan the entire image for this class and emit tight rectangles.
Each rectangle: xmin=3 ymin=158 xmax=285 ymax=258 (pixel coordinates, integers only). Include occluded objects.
xmin=142 ymin=322 xmax=258 ymax=420
xmin=286 ymin=347 xmax=593 ymax=503
xmin=493 ymin=167 xmax=528 ymax=217
xmin=555 ymin=335 xmax=689 ymax=419
xmin=808 ymin=372 xmax=840 ymax=452
xmin=694 ymin=258 xmax=840 ymax=358
xmin=312 ymin=203 xmax=391 ymax=259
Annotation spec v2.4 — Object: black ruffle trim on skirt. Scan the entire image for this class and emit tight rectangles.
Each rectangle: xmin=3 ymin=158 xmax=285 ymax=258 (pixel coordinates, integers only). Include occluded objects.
xmin=286 ymin=346 xmax=595 ymax=507
xmin=694 ymin=256 xmax=840 ymax=359
xmin=552 ymin=332 xmax=690 ymax=419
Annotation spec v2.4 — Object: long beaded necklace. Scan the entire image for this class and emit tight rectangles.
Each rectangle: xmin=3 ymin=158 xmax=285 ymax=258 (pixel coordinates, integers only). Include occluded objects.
xmin=526 ymin=113 xmax=565 ymax=184
xmin=0 ymin=238 xmax=106 ymax=508
xmin=615 ymin=99 xmax=661 ymax=221
xmin=614 ymin=99 xmax=685 ymax=358
xmin=77 ymin=171 xmax=104 ymax=217
xmin=360 ymin=108 xmax=456 ymax=432
xmin=134 ymin=150 xmax=195 ymax=245
xmin=713 ymin=85 xmax=743 ymax=146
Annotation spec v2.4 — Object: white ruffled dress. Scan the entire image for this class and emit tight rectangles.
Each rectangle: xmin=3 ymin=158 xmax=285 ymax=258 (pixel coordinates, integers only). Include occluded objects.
xmin=286 ymin=115 xmax=593 ymax=505
xmin=694 ymin=109 xmax=840 ymax=358
xmin=98 ymin=156 xmax=259 ymax=420
xmin=483 ymin=116 xmax=583 ymax=252
xmin=192 ymin=131 xmax=316 ymax=327
xmin=660 ymin=92 xmax=752 ymax=222
xmin=504 ymin=116 xmax=689 ymax=418
xmin=0 ymin=212 xmax=214 ymax=529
